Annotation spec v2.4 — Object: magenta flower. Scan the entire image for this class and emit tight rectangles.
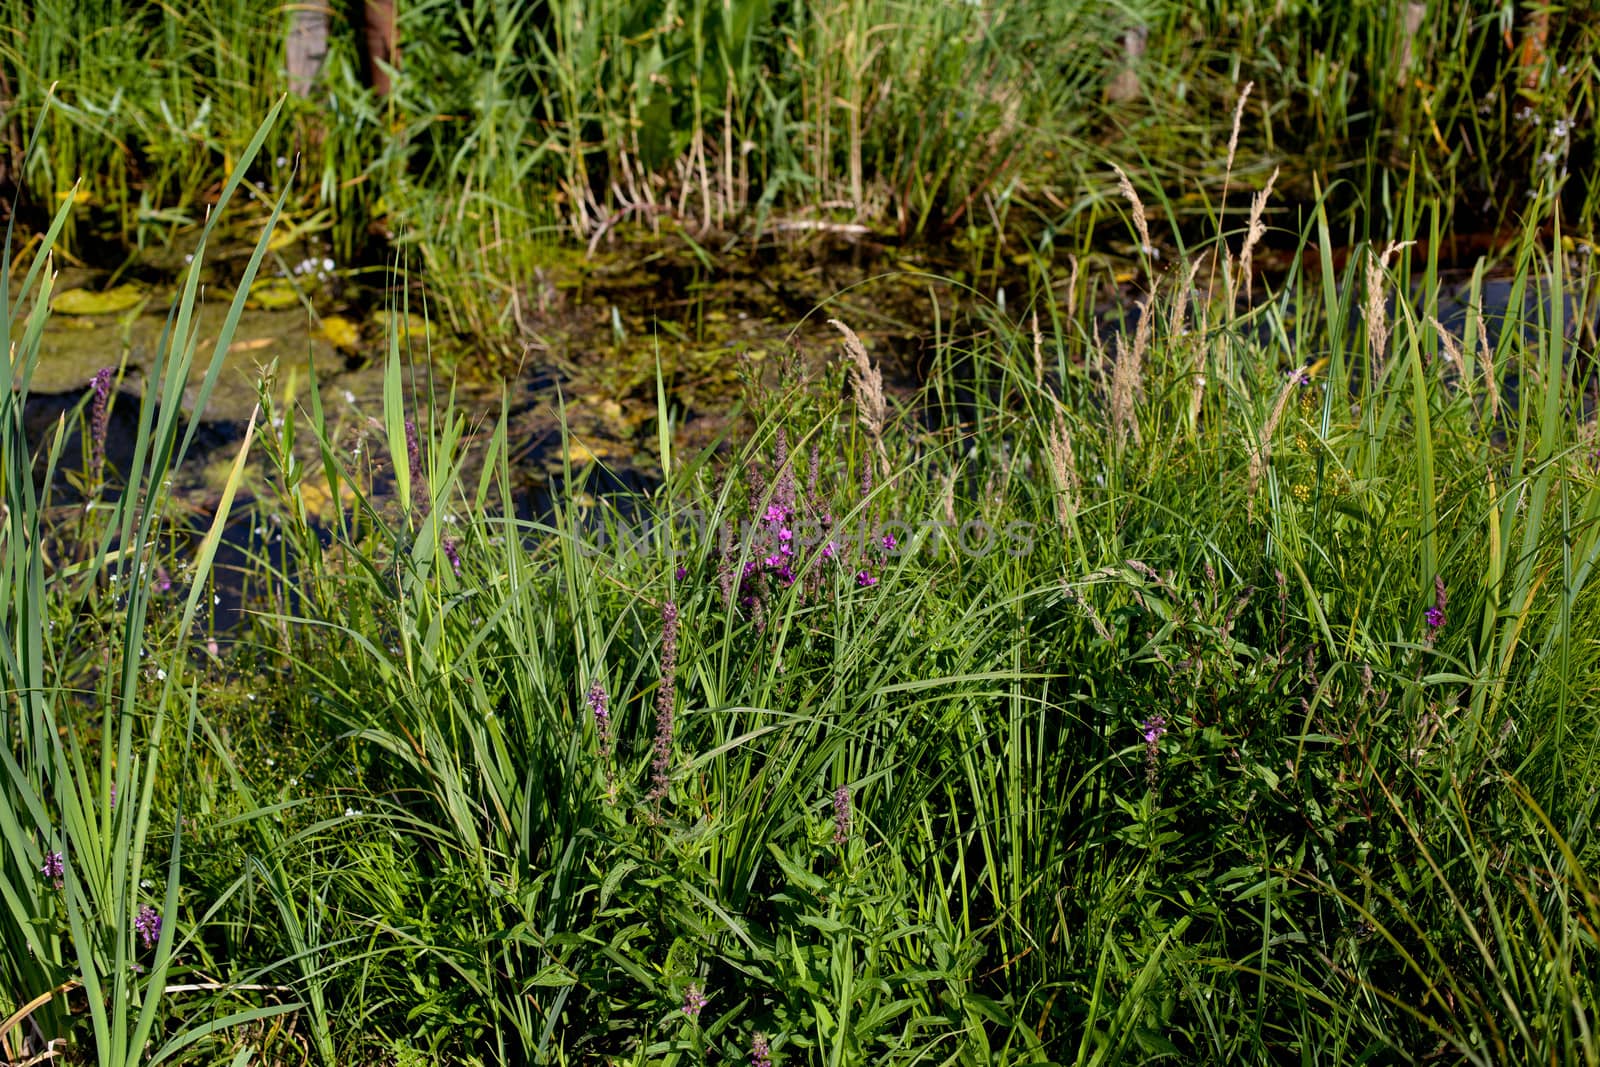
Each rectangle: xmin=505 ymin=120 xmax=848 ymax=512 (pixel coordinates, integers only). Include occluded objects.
xmin=649 ymin=602 xmax=679 ymax=805
xmin=589 ymin=679 xmax=615 ymax=801
xmin=587 ymin=681 xmax=612 ymax=756
xmin=134 ymin=905 xmax=162 ymax=950
xmin=404 ymin=418 xmax=430 ymax=517
xmin=41 ymin=851 xmax=64 ymax=889
xmin=751 ymin=1032 xmax=773 ymax=1067
xmin=773 ymin=427 xmax=797 ymax=515
xmin=855 ymin=570 xmax=876 ymax=588
xmin=89 ymin=367 xmax=114 ymax=475
xmin=1140 ymin=714 xmax=1167 ymax=786
xmin=832 ymin=785 xmax=852 ymax=845
xmin=441 ymin=537 xmax=462 ymax=577
xmin=682 ymin=983 xmax=708 ymax=1020
xmin=1425 ymin=575 xmax=1447 ymax=643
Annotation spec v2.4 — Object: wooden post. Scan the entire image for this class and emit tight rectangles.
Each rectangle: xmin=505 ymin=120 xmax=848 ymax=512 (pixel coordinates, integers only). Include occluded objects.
xmin=286 ymin=3 xmax=331 ymax=97
xmin=361 ymin=0 xmax=399 ymax=97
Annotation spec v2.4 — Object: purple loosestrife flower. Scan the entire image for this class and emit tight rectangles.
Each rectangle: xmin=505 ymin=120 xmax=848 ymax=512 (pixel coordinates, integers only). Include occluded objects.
xmin=751 ymin=1032 xmax=773 ymax=1067
xmin=442 ymin=538 xmax=462 ymax=577
xmin=41 ymin=851 xmax=64 ymax=889
xmin=773 ymin=428 xmax=797 ymax=515
xmin=405 ymin=418 xmax=430 ymax=517
xmin=589 ymin=680 xmax=616 ymax=802
xmin=134 ymin=905 xmax=162 ymax=950
xmin=1425 ymin=575 xmax=1448 ymax=641
xmin=649 ymin=602 xmax=679 ymax=805
xmin=89 ymin=367 xmax=114 ymax=475
xmin=1141 ymin=714 xmax=1166 ymax=786
xmin=855 ymin=569 xmax=876 ymax=588
xmin=832 ymin=785 xmax=852 ymax=845
xmin=682 ymin=983 xmax=707 ymax=1020
xmin=675 ymin=565 xmax=688 ymax=582
xmin=587 ymin=681 xmax=612 ymax=758
xmin=747 ymin=467 xmax=766 ymax=520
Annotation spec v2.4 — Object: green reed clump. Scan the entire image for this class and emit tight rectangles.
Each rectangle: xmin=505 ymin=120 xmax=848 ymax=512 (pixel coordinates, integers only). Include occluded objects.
xmin=5 ymin=96 xmax=1600 ymax=1064
xmin=1126 ymin=0 xmax=1598 ymax=229
xmin=133 ymin=180 xmax=1589 ymax=1064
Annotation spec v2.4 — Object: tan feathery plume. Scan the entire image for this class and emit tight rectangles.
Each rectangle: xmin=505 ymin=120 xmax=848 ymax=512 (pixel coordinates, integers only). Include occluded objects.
xmin=1063 ymin=584 xmax=1113 ymax=643
xmin=1237 ymin=167 xmax=1279 ymax=305
xmin=1065 ymin=254 xmax=1081 ymax=324
xmin=1476 ymin=309 xmax=1499 ymax=423
xmin=830 ymin=318 xmax=889 ymax=477
xmin=1364 ymin=240 xmax=1413 ymax=382
xmin=1173 ymin=257 xmax=1210 ymax=428
xmin=1110 ymin=296 xmax=1153 ymax=448
xmin=1046 ymin=402 xmax=1082 ymax=530
xmin=1169 ymin=254 xmax=1203 ymax=339
xmin=1111 ymin=163 xmax=1154 ymax=274
xmin=940 ymin=463 xmax=958 ymax=527
xmin=1032 ymin=311 xmax=1045 ymax=391
xmin=1089 ymin=316 xmax=1107 ymax=386
xmin=1248 ymin=367 xmax=1308 ymax=503
xmin=1223 ymin=82 xmax=1254 ymax=196
xmin=1428 ymin=317 xmax=1464 ymax=380
xmin=1218 ymin=81 xmax=1254 ymax=297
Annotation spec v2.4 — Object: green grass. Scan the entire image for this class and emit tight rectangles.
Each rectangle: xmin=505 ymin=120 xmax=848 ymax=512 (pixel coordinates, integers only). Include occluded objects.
xmin=2 ymin=4 xmax=1600 ymax=1061
xmin=4 ymin=85 xmax=1599 ymax=1062
xmin=2 ymin=0 xmax=1594 ymax=355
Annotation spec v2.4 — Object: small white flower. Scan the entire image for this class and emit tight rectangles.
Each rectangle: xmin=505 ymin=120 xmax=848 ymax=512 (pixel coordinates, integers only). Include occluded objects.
xmin=344 ymin=807 xmax=362 ymax=818
xmin=155 ymin=668 xmax=166 ymax=681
